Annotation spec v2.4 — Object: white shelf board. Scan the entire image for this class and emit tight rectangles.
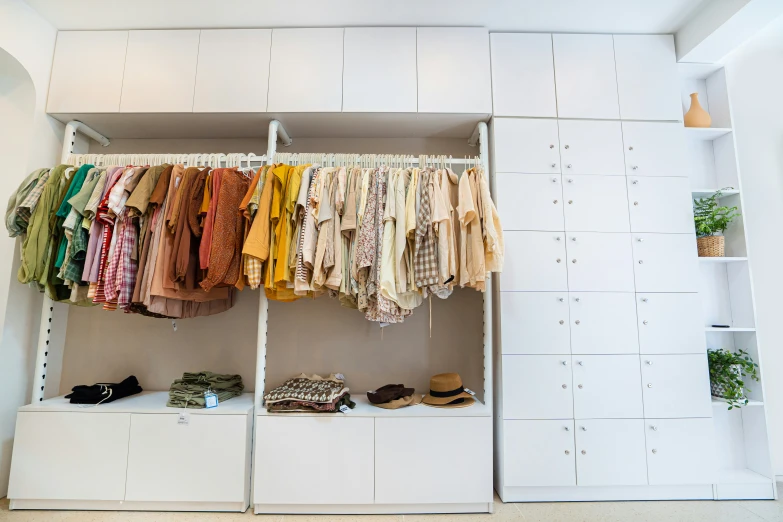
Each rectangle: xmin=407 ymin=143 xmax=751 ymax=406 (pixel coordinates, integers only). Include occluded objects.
xmin=257 ymin=395 xmax=491 ymax=418
xmin=678 ymin=62 xmax=724 ymax=80
xmin=18 ymin=391 xmax=254 ymax=415
xmin=712 ymin=398 xmax=764 ymax=407
xmin=684 ymin=127 xmax=733 ymax=140
xmin=699 ymin=256 xmax=748 ymax=263
xmin=705 ymin=327 xmax=756 ymax=332
xmin=692 ymin=189 xmax=740 ymax=199
xmin=718 ymin=468 xmax=773 ymax=484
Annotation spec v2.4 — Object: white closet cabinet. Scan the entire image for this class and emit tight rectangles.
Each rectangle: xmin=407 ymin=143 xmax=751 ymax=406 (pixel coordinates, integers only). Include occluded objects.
xmin=632 ymin=233 xmax=699 ymax=293
xmin=640 ymin=354 xmax=712 ymax=419
xmin=120 ymin=30 xmax=201 ymax=113
xmin=637 ymin=293 xmax=705 ymax=355
xmin=645 ymin=419 xmax=716 ymax=485
xmin=562 ymin=176 xmax=630 ymax=233
xmin=552 ymin=34 xmax=619 ymax=119
xmin=572 ymin=356 xmax=643 ymax=419
xmin=569 ymin=293 xmax=638 ymax=355
xmin=502 ymin=232 xmax=568 ymax=292
xmin=267 ymin=28 xmax=344 ymax=112
xmin=417 ymin=28 xmax=492 ymax=114
xmin=375 ymin=418 xmax=492 ymax=504
xmin=500 ymin=292 xmax=570 ymax=355
xmin=497 ymin=174 xmax=564 ymax=231
xmin=558 ymin=120 xmax=625 ymax=176
xmin=622 ymin=122 xmax=687 ymax=177
xmin=627 ymin=177 xmax=694 ymax=233
xmin=490 ymin=33 xmax=557 ymax=117
xmin=575 ymin=419 xmax=648 ymax=486
xmin=503 ymin=420 xmax=576 ymax=486
xmin=47 ymin=31 xmax=128 ymax=113
xmin=503 ymin=355 xmax=573 ymax=419
xmin=492 ymin=118 xmax=561 ymax=174
xmin=565 ymin=233 xmax=634 ymax=292
xmin=613 ymin=35 xmax=680 ymax=121
xmin=343 ymin=28 xmax=417 ymax=112
xmin=193 ymin=29 xmax=271 ymax=112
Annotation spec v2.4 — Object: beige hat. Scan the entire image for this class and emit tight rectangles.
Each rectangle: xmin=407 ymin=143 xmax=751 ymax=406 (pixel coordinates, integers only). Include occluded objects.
xmin=373 ymin=394 xmax=423 ymax=410
xmin=422 ymin=373 xmax=475 ymax=408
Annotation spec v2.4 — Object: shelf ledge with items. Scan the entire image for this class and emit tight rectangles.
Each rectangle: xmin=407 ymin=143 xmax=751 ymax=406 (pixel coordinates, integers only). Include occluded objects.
xmin=257 ymin=395 xmax=491 ymax=418
xmin=705 ymin=327 xmax=755 ymax=332
xmin=692 ymin=189 xmax=740 ymax=198
xmin=699 ymin=256 xmax=748 ymax=263
xmin=684 ymin=127 xmax=732 ymax=141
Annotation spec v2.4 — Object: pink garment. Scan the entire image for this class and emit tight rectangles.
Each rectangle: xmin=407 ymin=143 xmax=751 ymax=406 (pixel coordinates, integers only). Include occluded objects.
xmin=199 ymin=168 xmax=225 ymax=270
xmin=83 ymin=167 xmax=124 ymax=282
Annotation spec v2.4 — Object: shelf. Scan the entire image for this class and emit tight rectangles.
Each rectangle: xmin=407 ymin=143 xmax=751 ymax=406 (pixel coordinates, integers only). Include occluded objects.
xmin=692 ymin=189 xmax=740 ymax=199
xmin=705 ymin=327 xmax=756 ymax=332
xmin=712 ymin=398 xmax=764 ymax=407
xmin=699 ymin=257 xmax=748 ymax=263
xmin=678 ymin=62 xmax=724 ymax=81
xmin=257 ymin=395 xmax=491 ymax=418
xmin=718 ymin=468 xmax=773 ymax=484
xmin=684 ymin=127 xmax=732 ymax=140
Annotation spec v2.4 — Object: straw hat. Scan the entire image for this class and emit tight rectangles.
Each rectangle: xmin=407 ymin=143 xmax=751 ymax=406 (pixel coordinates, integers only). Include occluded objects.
xmin=422 ymin=373 xmax=475 ymax=408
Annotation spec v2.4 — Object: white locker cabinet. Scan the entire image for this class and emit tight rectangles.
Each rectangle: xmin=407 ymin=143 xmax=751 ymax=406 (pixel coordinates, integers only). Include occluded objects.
xmin=343 ymin=28 xmax=417 ymax=112
xmin=622 ymin=122 xmax=688 ymax=177
xmin=267 ymin=28 xmax=344 ymax=112
xmin=558 ymin=120 xmax=625 ymax=176
xmin=497 ymin=174 xmax=564 ymax=231
xmin=490 ymin=33 xmax=557 ymax=117
xmin=572 ymin=355 xmax=643 ymax=419
xmin=501 ymin=232 xmax=568 ymax=292
xmin=125 ymin=413 xmax=250 ymax=502
xmin=627 ymin=177 xmax=694 ymax=234
xmin=569 ymin=293 xmax=639 ymax=355
xmin=193 ymin=29 xmax=272 ymax=112
xmin=254 ymin=416 xmax=374 ymax=504
xmin=47 ymin=31 xmax=128 ymax=113
xmin=565 ymin=232 xmax=634 ymax=292
xmin=552 ymin=34 xmax=620 ymax=119
xmin=613 ymin=35 xmax=681 ymax=121
xmin=375 ymin=418 xmax=492 ymax=504
xmin=637 ymin=293 xmax=705 ymax=354
xmin=502 ymin=355 xmax=574 ymax=419
xmin=120 ymin=30 xmax=201 ymax=113
xmin=417 ymin=28 xmax=492 ymax=114
xmin=645 ymin=419 xmax=716 ymax=485
xmin=562 ymin=176 xmax=631 ymax=233
xmin=575 ymin=419 xmax=648 ymax=486
xmin=492 ymin=118 xmax=561 ymax=174
xmin=8 ymin=412 xmax=130 ymax=501
xmin=632 ymin=233 xmax=699 ymax=293
xmin=500 ymin=292 xmax=570 ymax=355
xmin=640 ymin=354 xmax=712 ymax=419
xmin=503 ymin=420 xmax=576 ymax=487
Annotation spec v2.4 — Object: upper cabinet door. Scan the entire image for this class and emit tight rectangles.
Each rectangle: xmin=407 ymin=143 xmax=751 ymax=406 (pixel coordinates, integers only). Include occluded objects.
xmin=490 ymin=33 xmax=556 ymax=117
xmin=343 ymin=28 xmax=417 ymax=112
xmin=417 ymin=28 xmax=492 ymax=114
xmin=500 ymin=292 xmax=571 ymax=355
xmin=614 ymin=35 xmax=681 ymax=121
xmin=637 ymin=293 xmax=705 ymax=355
xmin=558 ymin=120 xmax=625 ymax=176
xmin=501 ymin=231 xmax=568 ymax=292
xmin=622 ymin=122 xmax=687 ymax=177
xmin=193 ymin=29 xmax=271 ymax=112
xmin=627 ymin=177 xmax=694 ymax=233
xmin=493 ymin=118 xmax=561 ymax=174
xmin=562 ymin=176 xmax=630 ymax=233
xmin=267 ymin=28 xmax=344 ymax=112
xmin=632 ymin=233 xmax=699 ymax=292
xmin=565 ymin=232 xmax=635 ymax=292
xmin=496 ymin=174 xmax=564 ymax=231
xmin=120 ymin=30 xmax=200 ymax=113
xmin=48 ymin=31 xmax=128 ymax=113
xmin=552 ymin=34 xmax=619 ymax=119
xmin=569 ymin=293 xmax=639 ymax=355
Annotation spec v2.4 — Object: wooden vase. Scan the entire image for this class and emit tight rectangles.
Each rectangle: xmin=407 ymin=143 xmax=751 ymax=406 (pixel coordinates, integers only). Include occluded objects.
xmin=684 ymin=93 xmax=712 ymax=128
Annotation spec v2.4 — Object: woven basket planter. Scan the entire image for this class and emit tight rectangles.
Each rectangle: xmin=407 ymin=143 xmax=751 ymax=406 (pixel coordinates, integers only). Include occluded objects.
xmin=697 ymin=235 xmax=725 ymax=257
xmin=711 ymin=364 xmax=745 ymax=402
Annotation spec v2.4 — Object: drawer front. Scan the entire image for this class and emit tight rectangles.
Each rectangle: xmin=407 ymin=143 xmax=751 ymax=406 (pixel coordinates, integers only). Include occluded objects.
xmin=645 ymin=419 xmax=716 ymax=485
xmin=569 ymin=292 xmax=639 ymax=354
xmin=622 ymin=121 xmax=687 ymax=177
xmin=637 ymin=293 xmax=705 ymax=354
xmin=504 ymin=420 xmax=576 ymax=487
xmin=493 ymin=118 xmax=561 ymax=174
xmin=558 ymin=120 xmax=625 ymax=175
xmin=563 ymin=175 xmax=630 ymax=232
xmin=640 ymin=354 xmax=712 ymax=418
xmin=632 ymin=233 xmax=699 ymax=292
xmin=572 ymin=355 xmax=643 ymax=419
xmin=503 ymin=355 xmax=574 ymax=419
xmin=565 ymin=233 xmax=635 ymax=292
xmin=575 ymin=419 xmax=648 ymax=486
xmin=501 ymin=231 xmax=568 ymax=291
xmin=497 ymin=173 xmax=564 ymax=231
xmin=627 ymin=177 xmax=694 ymax=233
xmin=501 ymin=292 xmax=571 ymax=355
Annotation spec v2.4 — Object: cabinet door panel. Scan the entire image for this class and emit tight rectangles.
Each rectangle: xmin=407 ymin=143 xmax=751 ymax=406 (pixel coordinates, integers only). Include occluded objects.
xmin=501 ymin=232 xmax=568 ymax=291
xmin=558 ymin=120 xmax=625 ymax=175
xmin=501 ymin=292 xmax=570 ymax=355
xmin=553 ymin=34 xmax=619 ymax=119
xmin=640 ymin=354 xmax=712 ymax=418
xmin=563 ymin=176 xmax=630 ymax=232
xmin=575 ymin=419 xmax=648 ymax=486
xmin=622 ymin=122 xmax=687 ymax=177
xmin=632 ymin=233 xmax=699 ymax=292
xmin=572 ymin=355 xmax=643 ymax=419
xmin=637 ymin=293 xmax=705 ymax=354
xmin=490 ymin=33 xmax=557 ymax=117
xmin=503 ymin=355 xmax=573 ymax=419
xmin=565 ymin=233 xmax=634 ymax=292
xmin=504 ymin=420 xmax=576 ymax=486
xmin=627 ymin=177 xmax=693 ymax=233
xmin=569 ymin=293 xmax=638 ymax=355
xmin=493 ymin=118 xmax=561 ymax=174
xmin=645 ymin=419 xmax=716 ymax=485
xmin=497 ymin=173 xmax=564 ymax=231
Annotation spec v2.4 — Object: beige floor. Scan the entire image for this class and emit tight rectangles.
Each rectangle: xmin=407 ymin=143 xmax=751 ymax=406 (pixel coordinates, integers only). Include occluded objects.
xmin=2 ymin=485 xmax=783 ymax=522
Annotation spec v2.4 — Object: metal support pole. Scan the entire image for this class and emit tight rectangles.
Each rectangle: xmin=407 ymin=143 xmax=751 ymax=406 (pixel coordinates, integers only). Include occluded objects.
xmin=267 ymin=120 xmax=292 ymax=165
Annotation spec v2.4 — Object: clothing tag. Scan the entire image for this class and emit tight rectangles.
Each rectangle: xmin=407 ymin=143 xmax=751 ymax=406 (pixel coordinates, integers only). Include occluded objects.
xmin=204 ymin=392 xmax=218 ymax=409
xmin=178 ymin=412 xmax=190 ymax=425
xmin=379 ymin=322 xmax=391 ymax=328
xmin=175 ymin=177 xmax=181 ymax=188
xmin=171 ymin=320 xmax=177 ymax=332
xmin=464 ymin=388 xmax=476 ymax=396
xmin=335 ymin=373 xmax=345 ymax=381
xmin=339 ymin=405 xmax=350 ymax=413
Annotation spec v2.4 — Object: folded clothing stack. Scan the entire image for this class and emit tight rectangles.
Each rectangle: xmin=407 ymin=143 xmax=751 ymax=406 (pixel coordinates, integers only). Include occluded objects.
xmin=367 ymin=384 xmax=422 ymax=409
xmin=64 ymin=375 xmax=142 ymax=404
xmin=166 ymin=371 xmax=244 ymax=409
xmin=264 ymin=374 xmax=356 ymax=413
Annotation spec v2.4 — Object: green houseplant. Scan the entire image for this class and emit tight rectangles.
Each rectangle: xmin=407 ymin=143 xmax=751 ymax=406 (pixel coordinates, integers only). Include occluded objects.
xmin=693 ymin=190 xmax=740 ymax=257
xmin=707 ymin=348 xmax=759 ymax=410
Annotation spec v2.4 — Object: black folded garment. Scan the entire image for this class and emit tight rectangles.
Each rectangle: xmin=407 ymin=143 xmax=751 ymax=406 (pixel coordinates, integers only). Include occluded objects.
xmin=64 ymin=375 xmax=143 ymax=404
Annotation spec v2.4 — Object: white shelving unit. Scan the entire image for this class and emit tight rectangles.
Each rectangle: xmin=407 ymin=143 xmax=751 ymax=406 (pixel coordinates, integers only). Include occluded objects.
xmin=684 ymin=127 xmax=733 ymax=140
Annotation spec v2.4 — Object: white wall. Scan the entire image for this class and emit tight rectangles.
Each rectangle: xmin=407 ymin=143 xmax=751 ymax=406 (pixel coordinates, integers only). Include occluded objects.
xmin=724 ymin=14 xmax=783 ymax=476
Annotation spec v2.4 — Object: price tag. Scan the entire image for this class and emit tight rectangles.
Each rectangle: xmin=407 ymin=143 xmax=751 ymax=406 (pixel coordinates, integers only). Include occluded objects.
xmin=464 ymin=388 xmax=476 ymax=396
xmin=335 ymin=373 xmax=345 ymax=381
xmin=205 ymin=392 xmax=218 ymax=409
xmin=339 ymin=404 xmax=350 ymax=413
xmin=178 ymin=412 xmax=190 ymax=425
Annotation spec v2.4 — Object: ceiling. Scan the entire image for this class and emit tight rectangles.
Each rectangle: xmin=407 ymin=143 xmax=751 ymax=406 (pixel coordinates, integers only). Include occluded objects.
xmin=25 ymin=0 xmax=708 ymax=34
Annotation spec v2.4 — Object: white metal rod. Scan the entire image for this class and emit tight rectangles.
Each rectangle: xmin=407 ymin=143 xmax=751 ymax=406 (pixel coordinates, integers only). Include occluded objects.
xmin=64 ymin=120 xmax=110 ymax=148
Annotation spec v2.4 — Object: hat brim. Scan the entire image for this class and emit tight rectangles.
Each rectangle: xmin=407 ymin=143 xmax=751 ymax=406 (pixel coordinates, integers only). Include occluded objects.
xmin=372 ymin=395 xmax=423 ymax=409
xmin=422 ymin=392 xmax=475 ymax=408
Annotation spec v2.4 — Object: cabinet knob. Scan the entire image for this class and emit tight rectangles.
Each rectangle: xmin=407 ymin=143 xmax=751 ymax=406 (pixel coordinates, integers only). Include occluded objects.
xmin=551 ymin=177 xmax=558 ymax=183
xmin=567 ymin=164 xmax=573 ymax=169
xmin=645 ymin=360 xmax=653 ymax=365
xmin=567 ymin=179 xmax=574 ymax=183
xmin=650 ymin=425 xmax=658 ymax=431
xmin=564 ymin=426 xmax=570 ymax=432
xmin=559 ymin=319 xmax=565 ymax=325
xmin=577 ymin=360 xmax=584 ymax=366
xmin=565 ymin=450 xmax=571 ymax=455
xmin=556 ymin=258 xmax=562 ymax=263
xmin=556 ymin=236 xmax=561 ymax=241
xmin=633 ymin=201 xmax=639 ymax=206
xmin=577 ymin=384 xmax=583 ymax=389
xmin=561 ymin=360 xmax=568 ymax=366
xmin=652 ymin=449 xmax=658 ymax=454
xmin=647 ymin=383 xmax=653 ymax=388
xmin=551 ymin=163 xmax=557 ymax=168
xmin=638 ymin=260 xmax=644 ymax=264
xmin=628 ymin=146 xmax=634 ymax=151
xmin=565 ymin=145 xmax=570 ymax=150
xmin=571 ymin=237 xmax=577 ymax=242
xmin=580 ymin=426 xmax=587 ymax=432
xmin=641 ymin=298 xmax=648 ymax=302
xmin=553 ymin=199 xmax=559 ymax=204
xmin=637 ymin=238 xmax=644 ymax=242
xmin=572 ymin=259 xmax=577 ymax=264
xmin=575 ymin=320 xmax=581 ymax=325
xmin=550 ymin=144 xmax=555 ymax=149
xmin=632 ymin=165 xmax=639 ymax=170
xmin=559 ymin=297 xmax=565 ymax=302
xmin=574 ymin=297 xmax=580 ymax=302
xmin=581 ymin=450 xmax=587 ymax=455
xmin=643 ymin=320 xmax=649 ymax=325
xmin=562 ymin=384 xmax=568 ymax=389
xmin=632 ymin=179 xmax=639 ymax=185
xmin=568 ymin=200 xmax=573 ymax=205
